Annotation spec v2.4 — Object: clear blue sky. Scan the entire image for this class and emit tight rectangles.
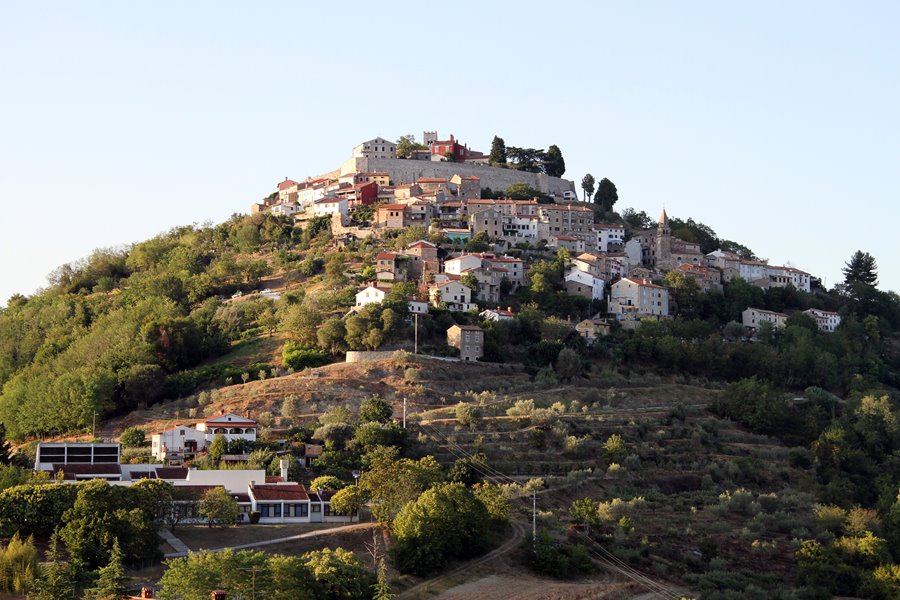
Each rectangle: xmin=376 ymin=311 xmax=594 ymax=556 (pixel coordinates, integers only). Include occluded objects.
xmin=2 ymin=1 xmax=898 ymax=306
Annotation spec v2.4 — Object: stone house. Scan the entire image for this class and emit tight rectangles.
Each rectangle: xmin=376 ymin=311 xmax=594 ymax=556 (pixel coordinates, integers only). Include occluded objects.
xmin=742 ymin=307 xmax=788 ymax=330
xmin=565 ymin=270 xmax=605 ymax=301
xmin=376 ymin=204 xmax=408 ymax=229
xmin=804 ymin=308 xmax=841 ymax=333
xmin=352 ymin=137 xmax=396 ymax=159
xmin=447 ymin=324 xmax=484 ymax=361
xmin=609 ymin=277 xmax=669 ymax=320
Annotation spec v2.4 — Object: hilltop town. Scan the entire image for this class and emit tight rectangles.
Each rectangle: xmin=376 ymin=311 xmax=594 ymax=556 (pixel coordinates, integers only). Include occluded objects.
xmin=0 ymin=132 xmax=897 ymax=600
xmin=251 ymin=132 xmax=838 ymax=354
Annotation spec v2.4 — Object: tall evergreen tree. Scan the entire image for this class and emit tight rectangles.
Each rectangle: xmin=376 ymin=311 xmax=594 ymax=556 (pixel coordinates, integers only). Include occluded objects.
xmin=488 ymin=136 xmax=507 ymax=164
xmin=372 ymin=559 xmax=395 ymax=600
xmin=581 ymin=174 xmax=595 ymax=203
xmin=593 ymin=177 xmax=619 ymax=212
xmin=542 ymin=145 xmax=566 ymax=177
xmin=89 ymin=538 xmax=126 ymax=600
xmin=843 ymin=250 xmax=878 ymax=287
xmin=28 ymin=533 xmax=73 ymax=600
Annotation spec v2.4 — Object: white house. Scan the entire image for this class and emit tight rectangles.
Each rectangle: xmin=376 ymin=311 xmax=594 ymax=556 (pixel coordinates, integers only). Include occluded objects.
xmin=565 ymin=270 xmax=605 ymax=301
xmin=444 ymin=254 xmax=484 ymax=275
xmin=407 ymin=298 xmax=429 ymax=315
xmin=429 ymin=280 xmax=475 ymax=311
xmin=151 ymin=425 xmax=208 ymax=462
xmin=352 ymin=137 xmax=397 ymax=160
xmin=355 ymin=285 xmax=390 ymax=308
xmin=248 ymin=484 xmax=353 ymax=524
xmin=196 ymin=413 xmax=258 ymax=444
xmin=742 ymin=307 xmax=788 ymax=330
xmin=269 ymin=202 xmax=302 ymax=218
xmin=594 ymin=223 xmax=625 ymax=252
xmin=312 ymin=197 xmax=348 ymax=217
xmin=804 ymin=308 xmax=841 ymax=333
xmin=480 ymin=307 xmax=515 ymax=321
xmin=609 ymin=278 xmax=669 ymax=320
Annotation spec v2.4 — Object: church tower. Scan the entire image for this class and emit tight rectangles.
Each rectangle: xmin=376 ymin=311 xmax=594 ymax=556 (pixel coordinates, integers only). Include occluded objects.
xmin=655 ymin=208 xmax=672 ymax=269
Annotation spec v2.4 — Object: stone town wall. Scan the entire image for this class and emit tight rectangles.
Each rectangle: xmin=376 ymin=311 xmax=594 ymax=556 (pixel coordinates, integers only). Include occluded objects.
xmin=338 ymin=157 xmax=576 ymax=195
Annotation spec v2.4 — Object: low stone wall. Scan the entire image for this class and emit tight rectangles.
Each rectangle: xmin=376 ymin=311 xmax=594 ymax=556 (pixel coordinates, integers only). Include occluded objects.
xmin=345 ymin=350 xmax=397 ymax=363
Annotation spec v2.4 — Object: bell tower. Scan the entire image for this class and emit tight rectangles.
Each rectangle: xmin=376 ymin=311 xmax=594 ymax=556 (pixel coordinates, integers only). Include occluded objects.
xmin=655 ymin=208 xmax=671 ymax=269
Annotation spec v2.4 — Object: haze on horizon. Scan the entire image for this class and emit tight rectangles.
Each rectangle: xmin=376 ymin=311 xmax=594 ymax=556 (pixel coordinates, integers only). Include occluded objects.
xmin=1 ymin=1 xmax=898 ymax=306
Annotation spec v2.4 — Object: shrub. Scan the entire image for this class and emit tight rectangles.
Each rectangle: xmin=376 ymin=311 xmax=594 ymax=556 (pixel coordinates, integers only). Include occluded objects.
xmin=119 ymin=427 xmax=146 ymax=448
xmin=248 ymin=511 xmax=260 ymax=524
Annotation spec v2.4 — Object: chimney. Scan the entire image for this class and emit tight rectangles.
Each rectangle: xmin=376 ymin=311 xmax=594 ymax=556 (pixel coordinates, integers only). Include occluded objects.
xmin=212 ymin=591 xmax=227 ymax=600
xmin=280 ymin=458 xmax=289 ymax=482
xmin=140 ymin=587 xmax=154 ymax=599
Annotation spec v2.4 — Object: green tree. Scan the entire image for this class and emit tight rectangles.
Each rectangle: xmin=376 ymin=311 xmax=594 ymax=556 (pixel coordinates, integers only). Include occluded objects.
xmin=359 ymin=395 xmax=393 ymax=424
xmin=28 ymin=533 xmax=73 ymax=600
xmin=603 ymin=434 xmax=626 ymax=459
xmin=198 ymin=487 xmax=239 ymax=528
xmin=119 ymin=426 xmax=145 ymax=449
xmin=372 ymin=558 xmax=394 ymax=600
xmin=302 ymin=548 xmax=375 ymax=600
xmin=316 ymin=317 xmax=347 ymax=355
xmin=396 ymin=134 xmax=426 ymax=159
xmin=506 ymin=182 xmax=543 ymax=201
xmin=593 ymin=177 xmax=618 ymax=212
xmin=506 ymin=147 xmax=545 ymax=173
xmin=843 ymin=250 xmax=878 ymax=287
xmin=88 ymin=538 xmax=126 ymax=600
xmin=310 ymin=476 xmax=345 ymax=492
xmin=359 ymin=446 xmax=443 ymax=524
xmin=455 ymin=402 xmax=481 ymax=429
xmin=329 ymin=485 xmax=366 ymax=519
xmin=391 ymin=482 xmax=490 ymax=575
xmin=554 ymin=348 xmax=582 ymax=381
xmin=542 ymin=144 xmax=566 ymax=177
xmin=581 ymin=174 xmax=595 ymax=203
xmin=208 ymin=433 xmax=227 ymax=463
xmin=488 ymin=136 xmax=507 ymax=164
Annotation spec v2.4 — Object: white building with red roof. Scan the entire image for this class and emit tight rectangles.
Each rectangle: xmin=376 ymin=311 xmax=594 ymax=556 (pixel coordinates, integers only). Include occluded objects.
xmin=609 ymin=277 xmax=669 ymax=320
xmin=355 ymin=285 xmax=390 ymax=308
xmin=196 ymin=413 xmax=259 ymax=443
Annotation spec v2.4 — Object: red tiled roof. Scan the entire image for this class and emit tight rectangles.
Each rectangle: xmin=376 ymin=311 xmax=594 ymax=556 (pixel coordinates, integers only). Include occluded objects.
xmin=417 ymin=177 xmax=448 ymax=183
xmin=251 ymin=484 xmax=310 ymax=501
xmin=376 ymin=252 xmax=398 ymax=260
xmin=265 ymin=475 xmax=284 ymax=483
xmin=621 ymin=277 xmax=666 ymax=289
xmin=277 ymin=178 xmax=299 ymax=190
xmin=380 ymin=204 xmax=407 ymax=210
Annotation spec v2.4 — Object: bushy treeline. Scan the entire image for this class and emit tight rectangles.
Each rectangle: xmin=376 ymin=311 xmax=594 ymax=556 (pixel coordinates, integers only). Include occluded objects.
xmin=0 ymin=213 xmax=327 ymax=439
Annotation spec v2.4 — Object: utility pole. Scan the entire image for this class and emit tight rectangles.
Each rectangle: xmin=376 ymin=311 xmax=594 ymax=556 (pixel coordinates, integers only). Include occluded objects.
xmin=414 ymin=313 xmax=419 ymax=355
xmin=402 ymin=397 xmax=407 ymax=429
xmin=92 ymin=411 xmax=97 ymax=439
xmin=532 ymin=490 xmax=537 ymax=551
xmin=239 ymin=567 xmax=264 ymax=600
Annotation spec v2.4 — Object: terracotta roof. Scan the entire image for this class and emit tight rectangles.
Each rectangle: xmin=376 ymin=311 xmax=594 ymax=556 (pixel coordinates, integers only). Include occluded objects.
xmin=277 ymin=178 xmax=299 ymax=190
xmin=265 ymin=475 xmax=284 ymax=483
xmin=380 ymin=204 xmax=407 ymax=210
xmin=462 ymin=175 xmax=480 ymax=180
xmin=620 ymin=277 xmax=666 ymax=289
xmin=417 ymin=177 xmax=448 ymax=183
xmin=376 ymin=252 xmax=398 ymax=260
xmin=251 ymin=484 xmax=310 ymax=501
xmin=407 ymin=240 xmax=437 ymax=248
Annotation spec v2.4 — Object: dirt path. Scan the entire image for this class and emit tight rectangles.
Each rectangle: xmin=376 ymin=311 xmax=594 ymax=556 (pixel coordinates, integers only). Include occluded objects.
xmin=398 ymin=521 xmax=527 ymax=599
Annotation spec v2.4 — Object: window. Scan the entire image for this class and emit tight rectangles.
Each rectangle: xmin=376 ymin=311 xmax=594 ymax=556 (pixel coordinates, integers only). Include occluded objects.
xmin=273 ymin=504 xmax=282 ymax=517
xmin=311 ymin=504 xmax=321 ymax=513
xmin=260 ymin=504 xmax=271 ymax=518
